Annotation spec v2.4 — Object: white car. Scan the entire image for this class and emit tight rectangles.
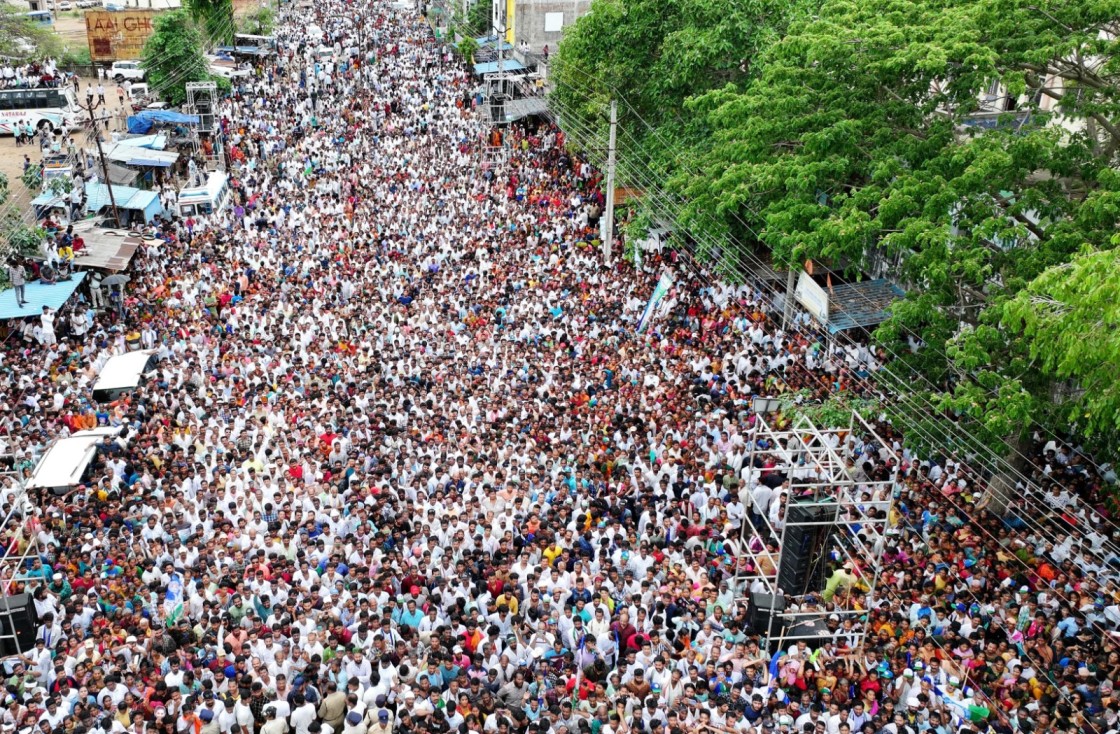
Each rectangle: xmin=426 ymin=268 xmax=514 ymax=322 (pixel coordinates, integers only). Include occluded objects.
xmin=58 ymin=1 xmax=73 ymax=9
xmin=110 ymin=60 xmax=146 ymax=82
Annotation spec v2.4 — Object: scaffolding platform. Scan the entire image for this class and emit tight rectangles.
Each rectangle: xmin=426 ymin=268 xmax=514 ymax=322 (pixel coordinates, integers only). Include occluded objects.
xmin=731 ymin=410 xmax=897 ymax=650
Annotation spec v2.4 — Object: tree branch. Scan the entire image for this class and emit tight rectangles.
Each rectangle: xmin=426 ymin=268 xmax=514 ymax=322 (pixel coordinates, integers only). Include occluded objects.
xmin=993 ymin=192 xmax=1047 ymax=242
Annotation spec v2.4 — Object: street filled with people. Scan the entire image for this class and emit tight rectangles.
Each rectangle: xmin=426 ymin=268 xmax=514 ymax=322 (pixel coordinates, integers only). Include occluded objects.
xmin=1 ymin=2 xmax=1119 ymax=734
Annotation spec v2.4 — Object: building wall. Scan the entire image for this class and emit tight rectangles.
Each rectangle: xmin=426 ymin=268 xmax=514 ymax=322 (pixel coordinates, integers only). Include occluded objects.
xmin=493 ymin=0 xmax=591 ymax=55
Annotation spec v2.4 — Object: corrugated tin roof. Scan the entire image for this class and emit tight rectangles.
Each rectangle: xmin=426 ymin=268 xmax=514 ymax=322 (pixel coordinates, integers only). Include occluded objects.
xmin=482 ymin=96 xmax=548 ymax=123
xmin=473 ymin=59 xmax=526 ymax=75
xmin=103 ymin=142 xmax=179 ymax=167
xmin=84 ymin=182 xmax=160 ymax=214
xmin=826 ymin=279 xmax=906 ymax=334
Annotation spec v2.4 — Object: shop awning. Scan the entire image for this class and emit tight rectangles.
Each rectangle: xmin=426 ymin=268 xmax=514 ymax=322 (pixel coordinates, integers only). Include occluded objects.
xmin=107 ymin=162 xmax=139 ymax=186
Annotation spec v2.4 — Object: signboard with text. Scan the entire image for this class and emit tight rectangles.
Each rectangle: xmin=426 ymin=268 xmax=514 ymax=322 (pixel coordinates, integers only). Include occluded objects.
xmin=85 ymin=10 xmax=159 ymax=62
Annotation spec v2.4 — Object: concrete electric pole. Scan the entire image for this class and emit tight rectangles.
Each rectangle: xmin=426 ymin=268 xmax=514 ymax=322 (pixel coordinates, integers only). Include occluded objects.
xmin=602 ymin=98 xmax=617 ymax=265
xmin=77 ymin=97 xmax=121 ymax=229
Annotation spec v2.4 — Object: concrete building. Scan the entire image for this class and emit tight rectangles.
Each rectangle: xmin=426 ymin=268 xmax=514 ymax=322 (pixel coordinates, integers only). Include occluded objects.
xmin=491 ymin=0 xmax=591 ymax=56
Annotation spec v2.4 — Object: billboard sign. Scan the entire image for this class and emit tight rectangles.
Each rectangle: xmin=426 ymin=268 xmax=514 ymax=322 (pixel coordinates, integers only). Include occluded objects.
xmin=85 ymin=10 xmax=159 ymax=62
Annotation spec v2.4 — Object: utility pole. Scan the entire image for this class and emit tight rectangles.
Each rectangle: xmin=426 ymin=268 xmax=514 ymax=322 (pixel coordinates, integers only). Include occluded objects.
xmin=495 ymin=17 xmax=506 ymax=122
xmin=601 ymin=99 xmax=617 ymax=265
xmin=77 ymin=97 xmax=121 ymax=229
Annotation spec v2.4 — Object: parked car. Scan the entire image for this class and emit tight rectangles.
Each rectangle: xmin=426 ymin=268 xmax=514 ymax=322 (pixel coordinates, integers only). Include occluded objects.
xmin=58 ymin=1 xmax=73 ymax=9
xmin=110 ymin=60 xmax=146 ymax=82
xmin=76 ymin=0 xmax=98 ymax=7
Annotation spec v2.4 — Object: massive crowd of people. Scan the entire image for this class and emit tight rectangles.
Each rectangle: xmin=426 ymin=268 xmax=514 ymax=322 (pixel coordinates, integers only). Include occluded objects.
xmin=1 ymin=2 xmax=1118 ymax=734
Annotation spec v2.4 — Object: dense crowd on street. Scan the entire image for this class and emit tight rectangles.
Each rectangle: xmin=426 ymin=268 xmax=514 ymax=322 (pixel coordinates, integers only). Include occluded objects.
xmin=0 ymin=2 xmax=1118 ymax=734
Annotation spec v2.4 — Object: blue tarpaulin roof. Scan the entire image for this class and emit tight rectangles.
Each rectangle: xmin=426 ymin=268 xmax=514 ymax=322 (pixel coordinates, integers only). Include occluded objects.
xmin=473 ymin=59 xmax=525 ymax=75
xmin=826 ymin=279 xmax=906 ymax=334
xmin=0 ymin=272 xmax=86 ymax=321
xmin=84 ymin=182 xmax=160 ymax=214
xmin=126 ymin=110 xmax=200 ymax=134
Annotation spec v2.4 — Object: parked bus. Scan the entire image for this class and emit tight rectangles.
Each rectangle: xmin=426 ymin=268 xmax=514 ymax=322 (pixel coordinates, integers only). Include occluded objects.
xmin=0 ymin=86 xmax=82 ymax=135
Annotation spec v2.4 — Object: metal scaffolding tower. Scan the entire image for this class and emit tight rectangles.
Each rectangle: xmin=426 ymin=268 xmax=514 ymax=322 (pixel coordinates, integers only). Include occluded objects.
xmin=0 ymin=476 xmax=42 ymax=656
xmin=185 ymin=82 xmax=227 ymax=172
xmin=732 ymin=409 xmax=897 ymax=651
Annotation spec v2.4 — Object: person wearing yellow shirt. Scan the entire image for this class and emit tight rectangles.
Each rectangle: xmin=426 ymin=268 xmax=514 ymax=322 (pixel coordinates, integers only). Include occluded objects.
xmin=494 ymin=591 xmax=519 ymax=615
xmin=542 ymin=543 xmax=563 ymax=567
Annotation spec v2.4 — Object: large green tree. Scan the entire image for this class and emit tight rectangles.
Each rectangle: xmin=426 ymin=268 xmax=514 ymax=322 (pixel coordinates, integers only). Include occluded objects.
xmin=667 ymin=0 xmax=1120 ymax=456
xmin=239 ymin=5 xmax=275 ymax=36
xmin=1001 ymin=247 xmax=1120 ymax=441
xmin=141 ymin=9 xmax=211 ymax=107
xmin=552 ymin=0 xmax=808 ymax=177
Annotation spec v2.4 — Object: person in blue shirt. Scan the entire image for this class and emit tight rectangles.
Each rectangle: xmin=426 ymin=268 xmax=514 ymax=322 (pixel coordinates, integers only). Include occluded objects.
xmin=394 ymin=598 xmax=425 ymax=629
xmin=1056 ymin=614 xmax=1080 ymax=638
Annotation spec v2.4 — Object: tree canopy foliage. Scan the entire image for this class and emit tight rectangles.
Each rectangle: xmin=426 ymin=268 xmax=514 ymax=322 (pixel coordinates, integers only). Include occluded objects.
xmin=555 ymin=0 xmax=1120 ymax=457
xmin=141 ymin=9 xmax=212 ymax=107
xmin=240 ymin=5 xmax=276 ymax=36
xmin=552 ymin=0 xmax=807 ymax=171
xmin=187 ymin=0 xmax=235 ymax=43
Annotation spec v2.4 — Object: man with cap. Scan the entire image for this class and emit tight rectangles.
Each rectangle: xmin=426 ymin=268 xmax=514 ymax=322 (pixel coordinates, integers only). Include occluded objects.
xmin=199 ymin=707 xmax=220 ymax=734
xmin=368 ymin=709 xmax=393 ymax=734
xmin=343 ymin=712 xmax=367 ymax=734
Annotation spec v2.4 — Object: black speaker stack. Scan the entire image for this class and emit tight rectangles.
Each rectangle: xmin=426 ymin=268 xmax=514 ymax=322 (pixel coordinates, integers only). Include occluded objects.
xmin=0 ymin=594 xmax=38 ymax=656
xmin=776 ymin=501 xmax=838 ymax=596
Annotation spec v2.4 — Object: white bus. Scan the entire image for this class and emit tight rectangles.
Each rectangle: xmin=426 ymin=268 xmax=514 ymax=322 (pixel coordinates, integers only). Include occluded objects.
xmin=0 ymin=86 xmax=82 ymax=136
xmin=177 ymin=171 xmax=232 ymax=217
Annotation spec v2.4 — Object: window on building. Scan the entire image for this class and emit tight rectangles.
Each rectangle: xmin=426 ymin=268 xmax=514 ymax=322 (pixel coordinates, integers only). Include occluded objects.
xmin=544 ymin=12 xmax=564 ymax=33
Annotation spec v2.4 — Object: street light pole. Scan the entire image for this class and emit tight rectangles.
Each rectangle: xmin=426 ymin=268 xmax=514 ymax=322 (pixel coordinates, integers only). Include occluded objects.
xmin=77 ymin=97 xmax=121 ymax=229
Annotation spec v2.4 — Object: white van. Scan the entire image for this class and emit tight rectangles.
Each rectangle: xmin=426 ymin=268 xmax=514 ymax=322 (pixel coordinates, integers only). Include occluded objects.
xmin=177 ymin=171 xmax=231 ymax=218
xmin=91 ymin=349 xmax=159 ymax=403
